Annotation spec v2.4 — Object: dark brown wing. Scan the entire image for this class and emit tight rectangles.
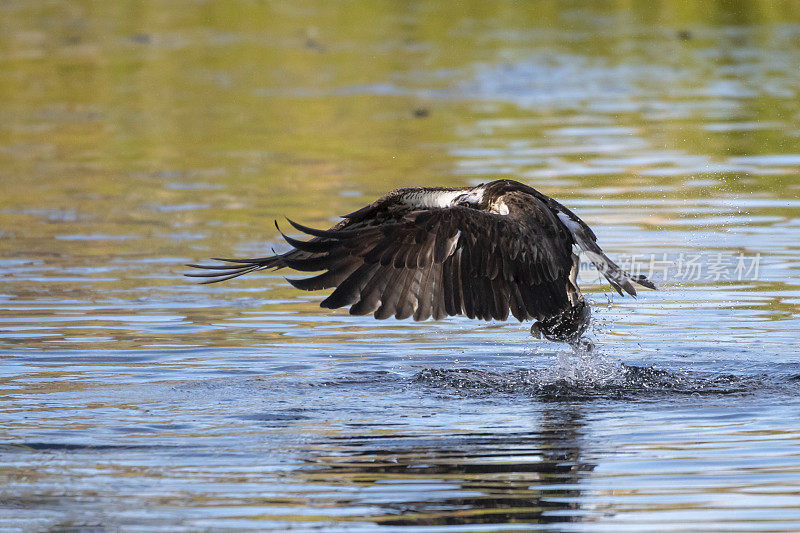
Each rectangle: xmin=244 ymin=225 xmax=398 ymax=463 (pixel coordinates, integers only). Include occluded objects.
xmin=188 ymin=200 xmax=574 ymax=322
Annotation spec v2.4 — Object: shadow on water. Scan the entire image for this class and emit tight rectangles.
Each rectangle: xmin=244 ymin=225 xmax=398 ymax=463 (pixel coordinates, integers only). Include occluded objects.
xmin=300 ymin=407 xmax=593 ymax=527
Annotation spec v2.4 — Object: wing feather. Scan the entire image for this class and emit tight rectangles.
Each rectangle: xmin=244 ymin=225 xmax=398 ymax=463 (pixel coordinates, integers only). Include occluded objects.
xmin=396 ymin=268 xmax=423 ymax=319
xmin=287 ymin=268 xmax=350 ymax=291
xmin=320 ymin=261 xmax=380 ymax=309
xmin=431 ymin=263 xmax=448 ymax=320
xmin=443 ymin=248 xmax=462 ymax=316
xmin=374 ymin=267 xmax=408 ymax=320
xmin=348 ymin=265 xmax=391 ymax=316
xmin=413 ymin=263 xmax=434 ymax=321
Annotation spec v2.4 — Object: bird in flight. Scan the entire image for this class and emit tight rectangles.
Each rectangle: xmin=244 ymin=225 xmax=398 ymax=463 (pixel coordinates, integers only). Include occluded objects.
xmin=187 ymin=179 xmax=655 ymax=345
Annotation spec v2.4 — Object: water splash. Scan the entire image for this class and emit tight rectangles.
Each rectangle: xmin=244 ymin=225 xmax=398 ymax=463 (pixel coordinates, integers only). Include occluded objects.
xmin=538 ymin=341 xmax=625 ymax=387
xmin=413 ymin=339 xmax=766 ymax=400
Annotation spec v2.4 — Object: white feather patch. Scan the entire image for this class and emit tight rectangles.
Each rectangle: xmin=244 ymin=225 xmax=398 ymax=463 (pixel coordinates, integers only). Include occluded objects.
xmin=404 ymin=188 xmax=484 ymax=209
xmin=490 ymin=200 xmax=509 ymax=215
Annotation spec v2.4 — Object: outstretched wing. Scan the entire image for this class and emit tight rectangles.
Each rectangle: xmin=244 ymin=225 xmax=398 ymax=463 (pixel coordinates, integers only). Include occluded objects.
xmin=188 ymin=201 xmax=574 ymax=322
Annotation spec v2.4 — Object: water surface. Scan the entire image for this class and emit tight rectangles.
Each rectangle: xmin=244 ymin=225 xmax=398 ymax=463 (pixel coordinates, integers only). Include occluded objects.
xmin=1 ymin=1 xmax=800 ymax=531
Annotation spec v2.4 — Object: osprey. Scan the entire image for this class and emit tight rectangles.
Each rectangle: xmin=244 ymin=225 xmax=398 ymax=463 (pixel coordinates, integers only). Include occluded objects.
xmin=187 ymin=179 xmax=655 ymax=344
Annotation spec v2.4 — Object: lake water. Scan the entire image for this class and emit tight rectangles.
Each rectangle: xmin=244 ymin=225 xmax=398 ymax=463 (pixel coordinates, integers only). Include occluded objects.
xmin=1 ymin=1 xmax=800 ymax=531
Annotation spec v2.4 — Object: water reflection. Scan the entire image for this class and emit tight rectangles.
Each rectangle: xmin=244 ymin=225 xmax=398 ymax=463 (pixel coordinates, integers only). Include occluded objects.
xmin=300 ymin=406 xmax=593 ymax=526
